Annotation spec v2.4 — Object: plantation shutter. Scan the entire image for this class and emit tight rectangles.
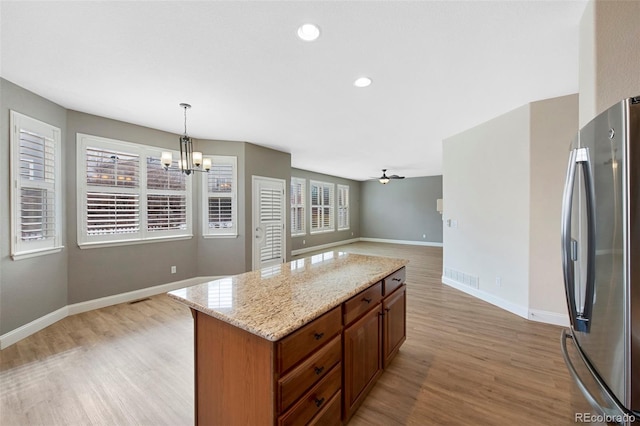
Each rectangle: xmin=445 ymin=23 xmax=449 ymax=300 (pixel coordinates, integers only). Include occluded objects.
xmin=290 ymin=178 xmax=305 ymax=236
xmin=203 ymin=157 xmax=237 ymax=237
xmin=259 ymin=187 xmax=284 ymax=263
xmin=11 ymin=111 xmax=62 ymax=258
xmin=310 ymin=181 xmax=334 ymax=233
xmin=18 ymin=132 xmax=56 ymax=241
xmin=77 ymin=134 xmax=193 ymax=246
xmin=147 ymin=156 xmax=187 ymax=232
xmin=338 ymin=184 xmax=349 ymax=230
xmin=85 ymin=147 xmax=141 ymax=236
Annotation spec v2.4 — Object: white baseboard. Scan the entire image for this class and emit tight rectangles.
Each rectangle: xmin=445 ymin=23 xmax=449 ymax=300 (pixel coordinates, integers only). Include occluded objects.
xmin=528 ymin=309 xmax=570 ymax=327
xmin=441 ymin=276 xmax=529 ymax=319
xmin=441 ymin=276 xmax=569 ymax=326
xmin=292 ymin=237 xmax=444 ymax=257
xmin=291 ymin=238 xmax=360 ymax=256
xmin=67 ymin=276 xmax=219 ymax=315
xmin=0 ymin=276 xmax=222 ymax=349
xmin=359 ymin=237 xmax=443 ymax=247
xmin=0 ymin=306 xmax=68 ymax=350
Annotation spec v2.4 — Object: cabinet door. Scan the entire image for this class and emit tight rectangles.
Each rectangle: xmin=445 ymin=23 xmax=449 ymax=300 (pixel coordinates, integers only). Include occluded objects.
xmin=383 ymin=286 xmax=406 ymax=368
xmin=343 ymin=304 xmax=382 ymax=421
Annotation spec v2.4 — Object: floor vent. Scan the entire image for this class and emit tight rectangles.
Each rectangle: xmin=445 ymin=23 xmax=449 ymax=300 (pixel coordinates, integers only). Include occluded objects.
xmin=443 ymin=267 xmax=479 ymax=289
xmin=128 ymin=297 xmax=151 ymax=305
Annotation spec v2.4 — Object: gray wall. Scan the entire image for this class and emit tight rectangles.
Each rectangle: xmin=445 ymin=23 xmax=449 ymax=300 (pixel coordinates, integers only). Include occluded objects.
xmin=360 ymin=176 xmax=443 ymax=243
xmin=195 ymin=139 xmax=247 ymax=276
xmin=0 ymin=78 xmax=68 ymax=334
xmin=0 ymin=79 xmax=293 ymax=335
xmin=66 ymin=111 xmax=199 ymax=303
xmin=290 ymin=168 xmax=361 ymax=252
xmin=1 ymin=77 xmax=438 ymax=337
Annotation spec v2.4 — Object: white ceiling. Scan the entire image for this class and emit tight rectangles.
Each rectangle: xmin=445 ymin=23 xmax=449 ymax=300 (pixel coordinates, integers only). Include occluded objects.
xmin=1 ymin=0 xmax=587 ymax=181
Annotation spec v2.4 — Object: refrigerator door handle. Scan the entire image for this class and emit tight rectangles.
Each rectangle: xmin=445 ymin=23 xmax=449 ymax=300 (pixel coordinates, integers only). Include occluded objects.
xmin=561 ymin=148 xmax=581 ymax=331
xmin=561 ymin=330 xmax=610 ymax=417
xmin=577 ymin=147 xmax=597 ymax=332
xmin=561 ymin=330 xmax=633 ymax=420
xmin=562 ymin=148 xmax=596 ymax=333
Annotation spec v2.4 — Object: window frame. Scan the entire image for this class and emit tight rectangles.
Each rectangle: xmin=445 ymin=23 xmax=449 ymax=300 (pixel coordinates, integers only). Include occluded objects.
xmin=290 ymin=177 xmax=306 ymax=236
xmin=76 ymin=133 xmax=192 ymax=248
xmin=201 ymin=155 xmax=238 ymax=238
xmin=337 ymin=184 xmax=350 ymax=231
xmin=309 ymin=180 xmax=335 ymax=234
xmin=10 ymin=111 xmax=63 ymax=260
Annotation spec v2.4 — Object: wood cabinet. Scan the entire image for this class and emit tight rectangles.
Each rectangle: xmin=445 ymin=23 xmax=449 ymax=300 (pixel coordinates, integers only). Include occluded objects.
xmin=277 ymin=335 xmax=341 ymax=413
xmin=383 ymin=285 xmax=406 ymax=367
xmin=189 ymin=266 xmax=406 ymax=425
xmin=342 ymin=268 xmax=407 ymax=422
xmin=278 ymin=363 xmax=342 ymax=426
xmin=277 ymin=307 xmax=342 ymax=374
xmin=343 ymin=281 xmax=382 ymax=325
xmin=343 ymin=303 xmax=383 ymax=420
xmin=276 ymin=306 xmax=343 ymax=425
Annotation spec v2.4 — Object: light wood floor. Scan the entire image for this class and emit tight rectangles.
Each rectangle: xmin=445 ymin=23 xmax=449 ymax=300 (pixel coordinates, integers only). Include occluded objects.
xmin=1 ymin=242 xmax=593 ymax=425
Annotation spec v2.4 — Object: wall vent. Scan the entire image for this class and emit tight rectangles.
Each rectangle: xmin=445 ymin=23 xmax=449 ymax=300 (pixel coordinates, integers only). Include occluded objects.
xmin=443 ymin=267 xmax=479 ymax=289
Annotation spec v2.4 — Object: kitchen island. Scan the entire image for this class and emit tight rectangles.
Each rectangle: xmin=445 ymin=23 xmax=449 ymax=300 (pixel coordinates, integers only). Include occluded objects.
xmin=169 ymin=251 xmax=408 ymax=425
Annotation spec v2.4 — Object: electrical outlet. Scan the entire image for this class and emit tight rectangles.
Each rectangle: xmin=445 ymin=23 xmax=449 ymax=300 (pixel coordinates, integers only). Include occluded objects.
xmin=171 ymin=266 xmax=177 ymax=274
xmin=302 ymin=240 xmax=306 ymax=245
xmin=422 ymin=234 xmax=426 ymax=239
xmin=496 ymin=276 xmax=501 ymax=287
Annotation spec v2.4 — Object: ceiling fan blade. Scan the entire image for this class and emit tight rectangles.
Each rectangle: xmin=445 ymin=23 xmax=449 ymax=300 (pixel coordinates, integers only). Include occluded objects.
xmin=389 ymin=175 xmax=405 ymax=179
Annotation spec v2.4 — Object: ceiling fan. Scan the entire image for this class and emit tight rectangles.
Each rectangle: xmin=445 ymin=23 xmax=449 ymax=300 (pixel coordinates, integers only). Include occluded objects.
xmin=377 ymin=169 xmax=405 ymax=184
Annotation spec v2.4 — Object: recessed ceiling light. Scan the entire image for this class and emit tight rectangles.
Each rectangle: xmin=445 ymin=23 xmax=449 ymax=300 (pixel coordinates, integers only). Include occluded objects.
xmin=354 ymin=77 xmax=372 ymax=88
xmin=297 ymin=23 xmax=320 ymax=42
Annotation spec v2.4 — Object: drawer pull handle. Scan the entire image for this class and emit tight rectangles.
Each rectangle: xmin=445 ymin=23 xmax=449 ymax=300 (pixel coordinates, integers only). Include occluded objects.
xmin=362 ymin=297 xmax=372 ymax=304
xmin=313 ymin=332 xmax=324 ymax=340
xmin=392 ymin=277 xmax=402 ymax=282
xmin=314 ymin=366 xmax=324 ymax=375
xmin=314 ymin=397 xmax=325 ymax=407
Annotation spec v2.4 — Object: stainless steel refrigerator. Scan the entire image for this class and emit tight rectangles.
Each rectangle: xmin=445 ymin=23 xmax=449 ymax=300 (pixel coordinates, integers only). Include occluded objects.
xmin=561 ymin=96 xmax=639 ymax=425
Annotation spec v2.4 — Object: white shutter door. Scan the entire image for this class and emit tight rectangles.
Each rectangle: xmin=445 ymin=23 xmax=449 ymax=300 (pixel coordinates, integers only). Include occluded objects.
xmin=253 ymin=177 xmax=286 ymax=269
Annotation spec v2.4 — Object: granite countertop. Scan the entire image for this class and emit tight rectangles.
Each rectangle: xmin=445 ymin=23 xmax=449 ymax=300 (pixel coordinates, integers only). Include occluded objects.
xmin=168 ymin=251 xmax=408 ymax=342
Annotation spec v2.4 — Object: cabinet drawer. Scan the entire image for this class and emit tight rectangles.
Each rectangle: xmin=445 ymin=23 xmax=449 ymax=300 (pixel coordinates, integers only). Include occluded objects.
xmin=278 ymin=364 xmax=342 ymax=426
xmin=308 ymin=390 xmax=342 ymax=426
xmin=383 ymin=267 xmax=406 ymax=296
xmin=343 ymin=281 xmax=382 ymax=325
xmin=277 ymin=306 xmax=342 ymax=374
xmin=278 ymin=335 xmax=341 ymax=412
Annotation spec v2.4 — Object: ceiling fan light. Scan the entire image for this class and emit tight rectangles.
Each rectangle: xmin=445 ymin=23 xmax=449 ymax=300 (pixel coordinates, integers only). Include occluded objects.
xmin=379 ymin=177 xmax=390 ymax=184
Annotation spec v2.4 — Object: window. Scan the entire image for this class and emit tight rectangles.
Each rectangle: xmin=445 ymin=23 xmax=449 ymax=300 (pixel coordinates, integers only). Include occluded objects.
xmin=310 ymin=181 xmax=334 ymax=233
xmin=10 ymin=111 xmax=63 ymax=259
xmin=202 ymin=156 xmax=237 ymax=237
xmin=290 ymin=177 xmax=306 ymax=236
xmin=77 ymin=133 xmax=192 ymax=247
xmin=337 ymin=184 xmax=350 ymax=230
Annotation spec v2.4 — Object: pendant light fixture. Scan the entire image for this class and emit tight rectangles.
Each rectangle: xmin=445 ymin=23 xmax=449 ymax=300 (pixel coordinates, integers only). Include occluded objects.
xmin=161 ymin=103 xmax=211 ymax=175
